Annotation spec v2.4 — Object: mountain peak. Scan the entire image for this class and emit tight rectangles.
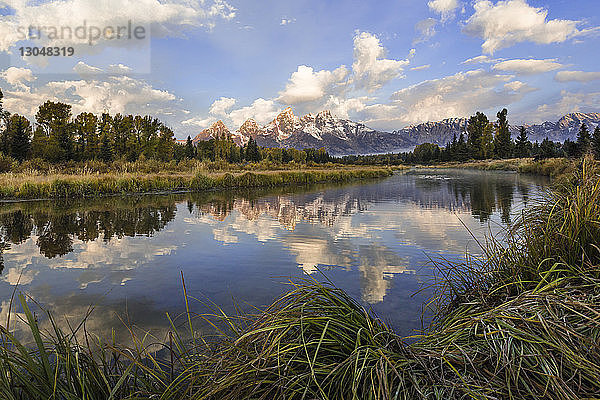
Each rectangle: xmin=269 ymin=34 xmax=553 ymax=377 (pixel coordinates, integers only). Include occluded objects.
xmin=238 ymin=118 xmax=264 ymax=137
xmin=192 ymin=119 xmax=231 ymax=143
xmin=268 ymin=107 xmax=301 ymax=140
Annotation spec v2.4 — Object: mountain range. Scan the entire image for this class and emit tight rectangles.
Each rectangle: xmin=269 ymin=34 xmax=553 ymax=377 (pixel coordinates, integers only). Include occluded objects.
xmin=192 ymin=108 xmax=600 ymax=156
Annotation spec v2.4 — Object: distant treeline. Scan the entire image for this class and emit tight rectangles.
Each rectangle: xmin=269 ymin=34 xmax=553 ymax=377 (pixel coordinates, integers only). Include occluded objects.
xmin=342 ymin=108 xmax=600 ymax=165
xmin=0 ymin=89 xmax=333 ymax=170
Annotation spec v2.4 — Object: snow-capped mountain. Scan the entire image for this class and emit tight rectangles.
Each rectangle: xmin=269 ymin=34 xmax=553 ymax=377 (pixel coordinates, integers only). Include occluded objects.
xmin=236 ymin=108 xmax=412 ymax=155
xmin=191 ymin=110 xmax=600 ymax=155
xmin=522 ymin=112 xmax=600 ymax=143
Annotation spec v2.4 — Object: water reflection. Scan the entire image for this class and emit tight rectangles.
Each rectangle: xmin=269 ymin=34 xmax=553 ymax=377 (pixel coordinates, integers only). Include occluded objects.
xmin=0 ymin=170 xmax=548 ymax=341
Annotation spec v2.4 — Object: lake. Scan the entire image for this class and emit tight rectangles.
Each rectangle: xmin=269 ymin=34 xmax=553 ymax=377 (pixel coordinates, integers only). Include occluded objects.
xmin=0 ymin=169 xmax=549 ymax=342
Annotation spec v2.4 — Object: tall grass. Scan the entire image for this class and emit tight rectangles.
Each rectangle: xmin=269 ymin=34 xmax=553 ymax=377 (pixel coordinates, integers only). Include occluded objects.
xmin=1 ymin=159 xmax=599 ymax=399
xmin=0 ymin=168 xmax=392 ymax=200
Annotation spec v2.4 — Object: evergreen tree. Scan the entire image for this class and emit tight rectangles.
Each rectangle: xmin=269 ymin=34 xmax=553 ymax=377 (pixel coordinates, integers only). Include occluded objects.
xmin=185 ymin=136 xmax=195 ymax=159
xmin=540 ymin=137 xmax=555 ymax=159
xmin=7 ymin=115 xmax=31 ymax=161
xmin=99 ymin=133 xmax=113 ymax=162
xmin=563 ymin=139 xmax=579 ymax=158
xmin=481 ymin=123 xmax=495 ymax=159
xmin=493 ymin=108 xmax=513 ymax=159
xmin=577 ymin=123 xmax=592 ymax=156
xmin=514 ymin=126 xmax=532 ymax=158
xmin=456 ymin=133 xmax=469 ymax=161
xmin=245 ymin=137 xmax=261 ymax=162
xmin=466 ymin=112 xmax=488 ymax=159
xmin=592 ymin=126 xmax=600 ymax=159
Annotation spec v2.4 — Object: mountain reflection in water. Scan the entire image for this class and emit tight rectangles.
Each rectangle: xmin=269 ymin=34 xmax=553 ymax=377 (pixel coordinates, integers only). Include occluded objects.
xmin=0 ymin=170 xmax=548 ymax=341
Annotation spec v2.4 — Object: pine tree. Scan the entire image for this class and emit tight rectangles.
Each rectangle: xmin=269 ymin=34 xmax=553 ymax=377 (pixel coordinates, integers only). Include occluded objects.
xmin=7 ymin=115 xmax=32 ymax=161
xmin=493 ymin=108 xmax=513 ymax=159
xmin=99 ymin=133 xmax=113 ymax=162
xmin=481 ymin=123 xmax=495 ymax=159
xmin=540 ymin=137 xmax=555 ymax=159
xmin=577 ymin=123 xmax=592 ymax=156
xmin=185 ymin=136 xmax=195 ymax=159
xmin=514 ymin=126 xmax=531 ymax=158
xmin=592 ymin=126 xmax=600 ymax=159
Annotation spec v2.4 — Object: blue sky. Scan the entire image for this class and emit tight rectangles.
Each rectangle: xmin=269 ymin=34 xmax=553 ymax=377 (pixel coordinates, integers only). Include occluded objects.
xmin=0 ymin=0 xmax=599 ymax=138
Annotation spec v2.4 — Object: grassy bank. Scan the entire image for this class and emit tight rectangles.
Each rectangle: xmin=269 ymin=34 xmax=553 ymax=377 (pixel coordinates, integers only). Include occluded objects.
xmin=0 ymin=167 xmax=392 ymax=200
xmin=423 ymin=157 xmax=577 ymax=178
xmin=1 ymin=159 xmax=599 ymax=399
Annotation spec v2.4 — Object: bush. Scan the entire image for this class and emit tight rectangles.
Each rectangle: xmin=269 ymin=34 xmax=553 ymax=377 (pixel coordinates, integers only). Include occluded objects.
xmin=0 ymin=153 xmax=16 ymax=173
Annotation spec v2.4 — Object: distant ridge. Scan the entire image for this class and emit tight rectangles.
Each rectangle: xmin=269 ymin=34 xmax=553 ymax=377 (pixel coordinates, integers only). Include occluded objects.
xmin=191 ymin=110 xmax=600 ymax=156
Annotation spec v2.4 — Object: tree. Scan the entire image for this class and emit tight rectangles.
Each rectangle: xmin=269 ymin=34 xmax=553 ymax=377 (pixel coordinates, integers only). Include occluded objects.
xmin=563 ymin=139 xmax=578 ymax=158
xmin=456 ymin=133 xmax=469 ymax=161
xmin=592 ymin=126 xmax=600 ymax=159
xmin=481 ymin=123 xmax=495 ymax=159
xmin=493 ymin=108 xmax=513 ymax=159
xmin=0 ymin=88 xmax=12 ymax=156
xmin=514 ymin=126 xmax=532 ymax=158
xmin=34 ymin=101 xmax=74 ymax=162
xmin=466 ymin=112 xmax=488 ymax=159
xmin=540 ymin=137 xmax=556 ymax=159
xmin=99 ymin=133 xmax=113 ymax=162
xmin=74 ymin=112 xmax=99 ymax=160
xmin=7 ymin=115 xmax=31 ymax=161
xmin=185 ymin=136 xmax=195 ymax=159
xmin=245 ymin=137 xmax=261 ymax=162
xmin=577 ymin=123 xmax=592 ymax=156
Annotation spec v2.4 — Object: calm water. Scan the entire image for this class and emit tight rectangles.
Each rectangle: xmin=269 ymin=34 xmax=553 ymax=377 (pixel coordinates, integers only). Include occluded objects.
xmin=0 ymin=169 xmax=548 ymax=341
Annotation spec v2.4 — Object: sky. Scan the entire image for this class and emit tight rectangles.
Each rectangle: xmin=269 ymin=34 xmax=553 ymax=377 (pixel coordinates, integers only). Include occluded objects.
xmin=0 ymin=0 xmax=599 ymax=139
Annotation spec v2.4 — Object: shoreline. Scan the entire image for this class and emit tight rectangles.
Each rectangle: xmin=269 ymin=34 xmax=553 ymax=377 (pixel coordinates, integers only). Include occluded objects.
xmin=411 ymin=157 xmax=577 ymax=178
xmin=0 ymin=167 xmax=393 ymax=201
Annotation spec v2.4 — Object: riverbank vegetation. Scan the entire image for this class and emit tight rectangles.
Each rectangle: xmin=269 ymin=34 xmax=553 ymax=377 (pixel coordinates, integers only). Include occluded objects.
xmin=0 ymin=167 xmax=391 ymax=200
xmin=1 ymin=157 xmax=598 ymax=399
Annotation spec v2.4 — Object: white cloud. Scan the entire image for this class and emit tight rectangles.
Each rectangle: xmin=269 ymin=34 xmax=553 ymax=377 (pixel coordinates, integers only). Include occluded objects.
xmin=504 ymin=80 xmax=534 ymax=92
xmin=108 ymin=64 xmax=133 ymax=74
xmin=73 ymin=61 xmax=104 ymax=76
xmin=352 ymin=32 xmax=410 ymax=91
xmin=0 ymin=0 xmax=236 ymax=52
xmin=181 ymin=116 xmax=216 ymax=128
xmin=280 ymin=18 xmax=296 ymax=26
xmin=209 ymin=97 xmax=237 ymax=116
xmin=228 ymin=98 xmax=281 ymax=127
xmin=463 ymin=0 xmax=584 ymax=54
xmin=555 ymin=71 xmax=600 ymax=83
xmin=278 ymin=65 xmax=349 ymax=104
xmin=462 ymin=55 xmax=501 ymax=64
xmin=0 ymin=67 xmax=36 ymax=89
xmin=492 ymin=58 xmax=563 ymax=74
xmin=363 ymin=69 xmax=530 ymax=128
xmin=321 ymin=96 xmax=369 ymax=120
xmin=1 ymin=67 xmax=178 ymax=119
xmin=428 ymin=0 xmax=459 ymax=22
xmin=414 ymin=18 xmax=437 ymax=44
xmin=410 ymin=65 xmax=431 ymax=71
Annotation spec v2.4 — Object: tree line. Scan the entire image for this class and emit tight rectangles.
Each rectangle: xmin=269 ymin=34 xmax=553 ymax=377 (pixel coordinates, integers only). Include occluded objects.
xmin=0 ymin=88 xmax=333 ymax=168
xmin=406 ymin=108 xmax=600 ymax=164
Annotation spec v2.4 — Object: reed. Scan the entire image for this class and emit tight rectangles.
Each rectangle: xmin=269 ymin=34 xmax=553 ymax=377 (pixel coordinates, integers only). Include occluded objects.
xmin=1 ymin=159 xmax=598 ymax=399
xmin=0 ymin=168 xmax=392 ymax=200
